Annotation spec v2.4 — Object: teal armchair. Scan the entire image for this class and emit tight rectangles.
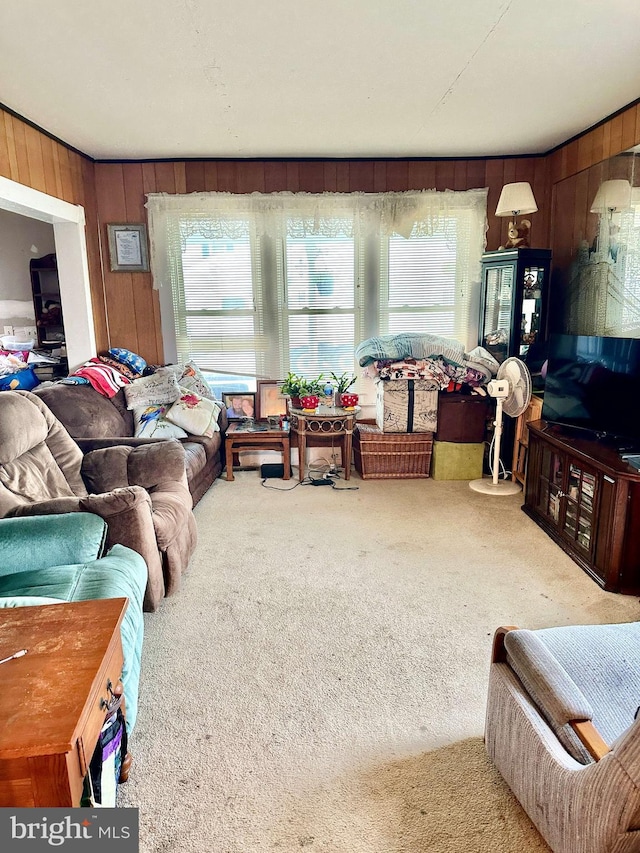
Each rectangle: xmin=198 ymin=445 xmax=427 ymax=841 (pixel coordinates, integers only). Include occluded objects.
xmin=0 ymin=513 xmax=146 ymax=733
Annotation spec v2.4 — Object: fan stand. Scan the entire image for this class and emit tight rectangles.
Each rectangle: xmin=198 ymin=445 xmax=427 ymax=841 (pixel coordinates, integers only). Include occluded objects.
xmin=469 ymin=396 xmax=522 ymax=495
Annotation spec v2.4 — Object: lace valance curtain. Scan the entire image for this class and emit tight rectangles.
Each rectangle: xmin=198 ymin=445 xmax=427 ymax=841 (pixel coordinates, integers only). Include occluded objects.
xmin=146 ymin=188 xmax=488 ymax=289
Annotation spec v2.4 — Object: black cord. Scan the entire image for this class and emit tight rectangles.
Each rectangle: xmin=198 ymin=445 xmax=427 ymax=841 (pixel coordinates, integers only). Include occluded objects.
xmin=260 ymin=478 xmax=305 ymax=491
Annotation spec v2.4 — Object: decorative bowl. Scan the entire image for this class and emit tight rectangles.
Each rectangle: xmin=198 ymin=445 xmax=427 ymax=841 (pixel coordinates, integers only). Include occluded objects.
xmin=340 ymin=393 xmax=359 ymax=409
xmin=300 ymin=395 xmax=320 ymax=410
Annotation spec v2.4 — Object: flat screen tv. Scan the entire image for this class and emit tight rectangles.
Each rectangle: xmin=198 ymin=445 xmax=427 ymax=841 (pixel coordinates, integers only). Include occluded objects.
xmin=541 ymin=334 xmax=640 ymax=448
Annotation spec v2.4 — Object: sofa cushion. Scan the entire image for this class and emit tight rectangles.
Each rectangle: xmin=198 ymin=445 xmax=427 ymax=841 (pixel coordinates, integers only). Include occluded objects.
xmin=0 ymin=512 xmax=107 ymax=574
xmin=0 ymin=596 xmax=63 ymax=607
xmin=182 ymin=441 xmax=207 ymax=482
xmin=35 ymin=384 xmax=133 ymax=438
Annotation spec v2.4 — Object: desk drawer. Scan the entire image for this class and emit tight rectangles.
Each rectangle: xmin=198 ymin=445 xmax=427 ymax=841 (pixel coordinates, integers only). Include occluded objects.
xmin=76 ymin=641 xmax=124 ymax=779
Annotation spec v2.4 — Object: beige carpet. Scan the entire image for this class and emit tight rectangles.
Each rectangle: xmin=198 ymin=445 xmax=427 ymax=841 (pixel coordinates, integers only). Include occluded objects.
xmin=119 ymin=472 xmax=640 ymax=852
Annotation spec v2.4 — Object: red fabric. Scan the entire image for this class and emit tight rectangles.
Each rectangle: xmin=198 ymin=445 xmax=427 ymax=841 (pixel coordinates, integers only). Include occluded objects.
xmin=72 ymin=363 xmax=131 ymax=398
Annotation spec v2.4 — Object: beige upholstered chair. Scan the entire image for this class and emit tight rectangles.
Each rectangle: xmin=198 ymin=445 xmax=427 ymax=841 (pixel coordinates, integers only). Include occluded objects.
xmin=485 ymin=623 xmax=640 ymax=853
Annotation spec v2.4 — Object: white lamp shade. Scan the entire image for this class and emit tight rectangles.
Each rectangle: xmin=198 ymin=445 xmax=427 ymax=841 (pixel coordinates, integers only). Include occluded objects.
xmin=590 ymin=179 xmax=632 ymax=213
xmin=495 ymin=182 xmax=538 ymax=217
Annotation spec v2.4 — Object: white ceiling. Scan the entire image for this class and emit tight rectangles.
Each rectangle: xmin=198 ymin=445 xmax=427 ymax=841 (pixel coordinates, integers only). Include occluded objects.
xmin=1 ymin=0 xmax=639 ymax=161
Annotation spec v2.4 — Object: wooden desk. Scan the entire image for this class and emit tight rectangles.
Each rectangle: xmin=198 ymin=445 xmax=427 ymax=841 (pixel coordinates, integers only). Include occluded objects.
xmin=288 ymin=406 xmax=359 ymax=481
xmin=225 ymin=421 xmax=291 ymax=481
xmin=0 ymin=598 xmax=128 ymax=807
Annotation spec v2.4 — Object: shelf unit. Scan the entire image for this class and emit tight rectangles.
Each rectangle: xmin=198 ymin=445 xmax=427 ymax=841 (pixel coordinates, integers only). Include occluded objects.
xmin=523 ymin=420 xmax=640 ymax=594
xmin=30 ymin=253 xmax=65 ymax=350
xmin=511 ymin=395 xmax=543 ymax=487
xmin=479 ymin=247 xmax=552 ymax=365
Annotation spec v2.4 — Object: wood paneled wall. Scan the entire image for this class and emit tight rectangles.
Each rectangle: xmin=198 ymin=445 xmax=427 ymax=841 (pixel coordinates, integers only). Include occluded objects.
xmin=93 ymin=155 xmax=550 ymax=363
xmin=3 ymin=99 xmax=640 ymax=365
xmin=0 ymin=108 xmax=108 ymax=352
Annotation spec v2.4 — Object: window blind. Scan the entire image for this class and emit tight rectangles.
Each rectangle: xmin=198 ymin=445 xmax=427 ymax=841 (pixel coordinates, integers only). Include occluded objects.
xmin=147 ymin=189 xmax=488 ymax=381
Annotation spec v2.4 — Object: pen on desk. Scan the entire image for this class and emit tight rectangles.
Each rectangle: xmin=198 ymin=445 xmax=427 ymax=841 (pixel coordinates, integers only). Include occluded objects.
xmin=0 ymin=649 xmax=28 ymax=665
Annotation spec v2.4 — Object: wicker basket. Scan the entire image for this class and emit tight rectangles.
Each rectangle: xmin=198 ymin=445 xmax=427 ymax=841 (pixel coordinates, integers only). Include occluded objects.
xmin=353 ymin=424 xmax=433 ymax=479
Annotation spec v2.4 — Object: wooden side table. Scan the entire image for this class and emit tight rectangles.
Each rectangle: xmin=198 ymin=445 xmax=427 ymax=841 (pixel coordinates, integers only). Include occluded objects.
xmin=225 ymin=421 xmax=291 ymax=481
xmin=0 ymin=598 xmax=128 ymax=807
xmin=288 ymin=406 xmax=359 ymax=481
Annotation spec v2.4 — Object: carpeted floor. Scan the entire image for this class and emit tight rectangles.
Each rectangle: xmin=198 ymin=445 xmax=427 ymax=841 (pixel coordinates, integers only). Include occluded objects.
xmin=119 ymin=472 xmax=640 ymax=852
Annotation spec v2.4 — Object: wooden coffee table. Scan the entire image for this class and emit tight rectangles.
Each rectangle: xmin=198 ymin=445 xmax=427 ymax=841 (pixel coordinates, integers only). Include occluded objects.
xmin=225 ymin=421 xmax=291 ymax=481
xmin=0 ymin=598 xmax=128 ymax=807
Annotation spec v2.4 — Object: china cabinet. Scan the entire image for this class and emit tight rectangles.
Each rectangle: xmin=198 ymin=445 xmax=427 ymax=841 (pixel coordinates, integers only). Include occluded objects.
xmin=479 ymin=247 xmax=552 ymax=365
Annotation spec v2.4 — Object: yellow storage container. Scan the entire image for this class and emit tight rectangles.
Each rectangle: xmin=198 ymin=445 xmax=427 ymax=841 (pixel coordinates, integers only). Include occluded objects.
xmin=431 ymin=440 xmax=484 ymax=480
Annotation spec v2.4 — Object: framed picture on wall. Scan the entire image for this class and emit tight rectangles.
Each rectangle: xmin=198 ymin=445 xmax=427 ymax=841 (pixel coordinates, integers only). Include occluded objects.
xmin=107 ymin=223 xmax=150 ymax=272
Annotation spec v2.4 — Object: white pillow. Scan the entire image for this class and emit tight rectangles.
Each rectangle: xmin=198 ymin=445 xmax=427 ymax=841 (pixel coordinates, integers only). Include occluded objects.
xmin=165 ymin=389 xmax=221 ymax=437
xmin=123 ymin=367 xmax=181 ymax=410
xmin=133 ymin=404 xmax=188 ymax=439
xmin=0 ymin=596 xmax=64 ymax=608
xmin=177 ymin=361 xmax=216 ymax=400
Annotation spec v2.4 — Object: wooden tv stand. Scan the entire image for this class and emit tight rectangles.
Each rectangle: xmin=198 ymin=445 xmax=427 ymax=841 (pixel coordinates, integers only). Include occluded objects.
xmin=523 ymin=421 xmax=640 ymax=594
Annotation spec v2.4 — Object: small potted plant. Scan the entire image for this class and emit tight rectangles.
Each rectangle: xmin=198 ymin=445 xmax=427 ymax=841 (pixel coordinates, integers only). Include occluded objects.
xmin=331 ymin=371 xmax=358 ymax=408
xmin=280 ymin=373 xmax=324 ymax=409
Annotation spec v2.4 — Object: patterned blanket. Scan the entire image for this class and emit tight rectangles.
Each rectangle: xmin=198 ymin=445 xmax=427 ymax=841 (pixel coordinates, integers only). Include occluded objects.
xmin=356 ymin=334 xmax=499 ymax=385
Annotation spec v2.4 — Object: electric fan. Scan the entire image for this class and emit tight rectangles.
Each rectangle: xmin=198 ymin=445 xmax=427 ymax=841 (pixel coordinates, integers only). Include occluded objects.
xmin=469 ymin=357 xmax=532 ymax=495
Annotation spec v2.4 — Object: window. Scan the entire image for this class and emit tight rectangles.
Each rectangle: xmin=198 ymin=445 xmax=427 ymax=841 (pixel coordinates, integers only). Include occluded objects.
xmin=147 ymin=189 xmax=488 ymax=383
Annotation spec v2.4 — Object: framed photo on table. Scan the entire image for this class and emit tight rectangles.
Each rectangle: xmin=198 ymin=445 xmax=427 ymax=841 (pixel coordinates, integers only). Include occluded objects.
xmin=107 ymin=224 xmax=150 ymax=272
xmin=257 ymin=380 xmax=287 ymax=420
xmin=223 ymin=392 xmax=256 ymax=421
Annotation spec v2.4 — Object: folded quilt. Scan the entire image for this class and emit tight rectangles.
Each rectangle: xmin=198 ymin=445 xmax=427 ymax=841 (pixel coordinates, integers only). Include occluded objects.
xmin=71 ymin=363 xmax=131 ymax=398
xmin=356 ymin=333 xmax=466 ymax=368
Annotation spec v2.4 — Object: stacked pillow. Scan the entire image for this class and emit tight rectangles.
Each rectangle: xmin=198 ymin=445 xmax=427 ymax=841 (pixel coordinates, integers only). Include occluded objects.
xmin=124 ymin=366 xmax=221 ymax=438
xmin=167 ymin=361 xmax=216 ymax=400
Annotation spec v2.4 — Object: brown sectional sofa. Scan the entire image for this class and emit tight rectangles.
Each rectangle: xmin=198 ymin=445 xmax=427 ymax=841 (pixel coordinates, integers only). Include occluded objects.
xmin=34 ymin=382 xmax=227 ymax=506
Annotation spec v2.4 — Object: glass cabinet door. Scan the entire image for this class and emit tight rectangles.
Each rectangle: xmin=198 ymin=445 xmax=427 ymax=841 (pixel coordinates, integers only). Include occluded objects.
xmin=536 ymin=445 xmax=564 ymax=523
xmin=482 ymin=266 xmax=514 ymax=364
xmin=562 ymin=464 xmax=596 ymax=555
xmin=519 ymin=265 xmax=545 ymax=360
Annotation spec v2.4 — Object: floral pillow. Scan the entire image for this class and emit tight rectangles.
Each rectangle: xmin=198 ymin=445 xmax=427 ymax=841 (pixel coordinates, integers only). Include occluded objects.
xmin=165 ymin=389 xmax=221 ymax=437
xmin=177 ymin=361 xmax=216 ymax=400
xmin=123 ymin=367 xmax=181 ymax=410
xmin=133 ymin=404 xmax=188 ymax=439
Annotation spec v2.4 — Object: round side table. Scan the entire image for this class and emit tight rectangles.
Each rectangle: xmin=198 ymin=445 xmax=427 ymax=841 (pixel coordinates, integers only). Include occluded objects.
xmin=288 ymin=405 xmax=360 ymax=481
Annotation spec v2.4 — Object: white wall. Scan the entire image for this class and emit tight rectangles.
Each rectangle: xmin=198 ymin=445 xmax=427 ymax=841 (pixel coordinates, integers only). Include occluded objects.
xmin=0 ymin=176 xmax=95 ymax=370
xmin=0 ymin=207 xmax=56 ymax=331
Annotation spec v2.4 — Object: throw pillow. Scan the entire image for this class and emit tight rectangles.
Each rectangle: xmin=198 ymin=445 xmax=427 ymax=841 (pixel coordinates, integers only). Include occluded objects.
xmin=123 ymin=367 xmax=181 ymax=410
xmin=108 ymin=347 xmax=147 ymax=375
xmin=132 ymin=404 xmax=188 ymax=439
xmin=165 ymin=389 xmax=221 ymax=437
xmin=177 ymin=361 xmax=215 ymax=400
xmin=0 ymin=367 xmax=40 ymax=391
xmin=95 ymin=355 xmax=139 ymax=381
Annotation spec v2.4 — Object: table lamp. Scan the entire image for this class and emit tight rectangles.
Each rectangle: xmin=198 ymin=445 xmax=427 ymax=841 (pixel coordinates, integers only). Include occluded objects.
xmin=496 ymin=182 xmax=538 ymax=225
